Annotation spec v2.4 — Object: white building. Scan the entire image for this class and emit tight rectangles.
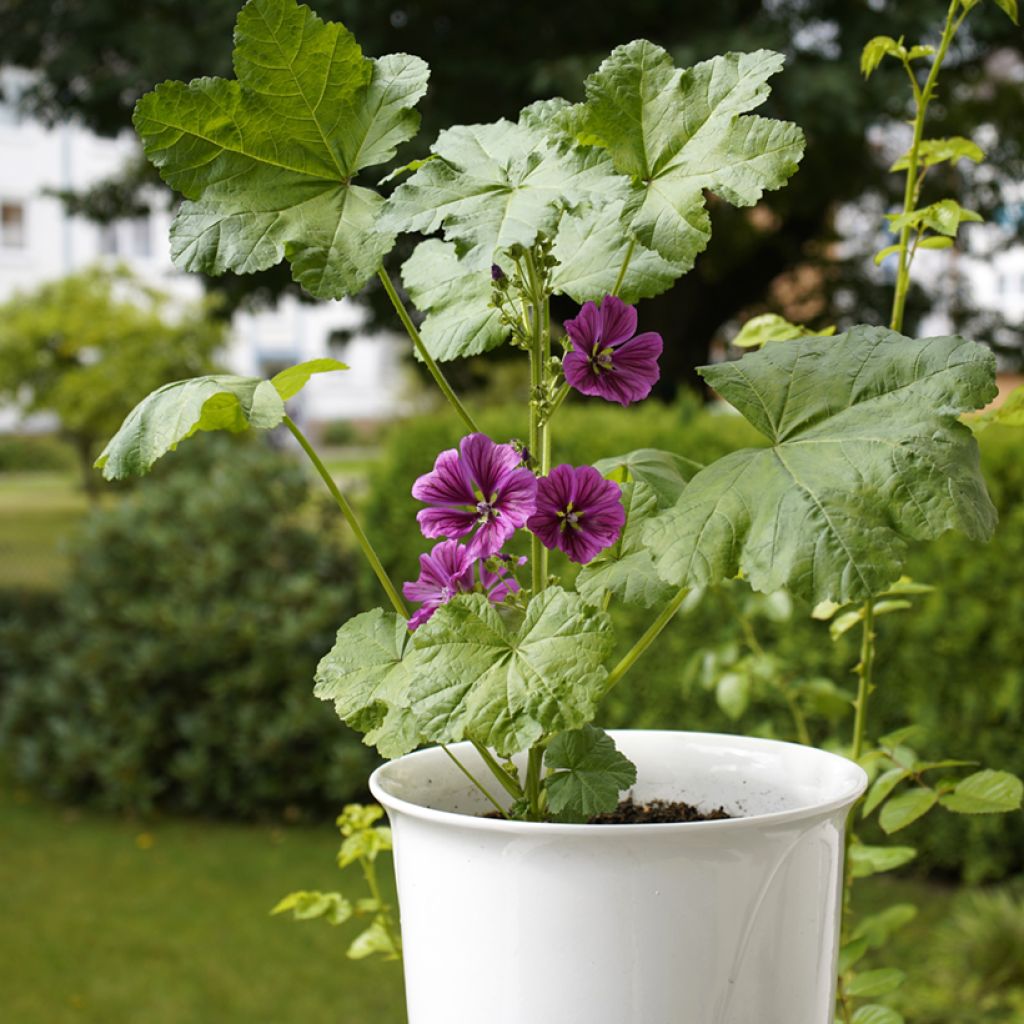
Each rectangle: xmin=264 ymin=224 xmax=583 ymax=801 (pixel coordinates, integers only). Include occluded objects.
xmin=0 ymin=68 xmax=410 ymax=433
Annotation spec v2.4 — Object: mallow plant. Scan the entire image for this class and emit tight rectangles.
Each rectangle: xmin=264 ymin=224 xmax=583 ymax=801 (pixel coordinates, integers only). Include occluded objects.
xmin=97 ymin=0 xmax=1021 ymax=977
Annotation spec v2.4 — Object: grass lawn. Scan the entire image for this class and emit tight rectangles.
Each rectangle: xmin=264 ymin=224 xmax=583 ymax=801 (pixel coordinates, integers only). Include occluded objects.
xmin=0 ymin=782 xmax=405 ymax=1024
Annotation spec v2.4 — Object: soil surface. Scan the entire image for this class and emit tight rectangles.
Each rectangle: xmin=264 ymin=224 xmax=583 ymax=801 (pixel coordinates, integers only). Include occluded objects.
xmin=588 ymin=798 xmax=732 ymax=825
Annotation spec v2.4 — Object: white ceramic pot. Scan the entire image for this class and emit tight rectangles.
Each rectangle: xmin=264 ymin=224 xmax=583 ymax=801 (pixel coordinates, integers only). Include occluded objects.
xmin=370 ymin=729 xmax=867 ymax=1024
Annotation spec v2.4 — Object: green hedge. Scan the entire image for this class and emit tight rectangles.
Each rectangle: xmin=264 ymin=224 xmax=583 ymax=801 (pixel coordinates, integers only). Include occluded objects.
xmin=363 ymin=405 xmax=1024 ymax=881
xmin=0 ymin=435 xmax=376 ymax=819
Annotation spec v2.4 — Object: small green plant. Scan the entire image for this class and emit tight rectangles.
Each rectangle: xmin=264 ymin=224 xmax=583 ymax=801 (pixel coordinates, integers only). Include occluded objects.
xmin=272 ymin=803 xmax=401 ymax=961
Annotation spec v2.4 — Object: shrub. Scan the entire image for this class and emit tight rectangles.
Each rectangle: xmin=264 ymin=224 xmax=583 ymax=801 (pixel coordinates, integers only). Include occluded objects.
xmin=0 ymin=434 xmax=77 ymax=473
xmin=0 ymin=434 xmax=376 ymax=819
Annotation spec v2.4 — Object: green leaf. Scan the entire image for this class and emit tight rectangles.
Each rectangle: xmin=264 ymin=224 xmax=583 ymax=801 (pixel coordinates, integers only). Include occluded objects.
xmin=134 ymin=0 xmax=429 ymax=298
xmin=890 ymin=136 xmax=985 ymax=171
xmin=381 ymin=116 xmax=628 ymax=270
xmin=993 ymin=0 xmax=1019 ymax=25
xmin=271 ymin=890 xmax=352 ymax=926
xmin=874 ymin=244 xmax=901 ymax=266
xmin=839 ymin=937 xmax=870 ymax=973
xmin=732 ymin=313 xmax=835 ymax=348
xmin=849 ymin=844 xmax=917 ymax=879
xmin=879 ymin=788 xmax=939 ymax=833
xmin=861 ymin=36 xmax=904 ymax=78
xmin=716 ymin=671 xmax=750 ymax=720
xmin=576 ymin=481 xmax=674 ymax=609
xmin=403 ymin=589 xmax=614 ymax=757
xmin=878 ymin=725 xmax=922 ymax=749
xmin=592 ymin=448 xmax=702 ymax=508
xmin=578 ymin=44 xmax=804 ymax=269
xmin=270 ymin=358 xmax=348 ymax=400
xmin=401 ymin=239 xmax=506 ymax=362
xmin=338 ymin=827 xmax=393 ymax=868
xmin=851 ymin=1006 xmax=905 ymax=1024
xmin=863 ymin=768 xmax=910 ymax=818
xmin=795 ymin=677 xmax=853 ymax=720
xmin=852 ymin=903 xmax=918 ymax=947
xmin=972 ymin=383 xmax=1024 ymax=431
xmin=336 ymin=803 xmax=385 ymax=836
xmin=95 ymin=374 xmax=284 ymax=479
xmin=314 ymin=609 xmax=416 ymax=757
xmin=886 ymin=199 xmax=983 ymax=238
xmin=939 ymin=769 xmax=1024 ymax=814
xmin=847 ymin=968 xmax=906 ymax=998
xmin=544 ymin=725 xmax=638 ymax=821
xmin=643 ymin=327 xmax=997 ymax=605
xmin=347 ymin=918 xmax=399 ymax=960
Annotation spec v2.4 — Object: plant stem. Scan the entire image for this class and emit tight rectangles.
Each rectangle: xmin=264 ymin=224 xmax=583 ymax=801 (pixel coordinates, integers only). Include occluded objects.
xmin=525 ymin=745 xmax=545 ymax=821
xmin=471 ymin=740 xmax=525 ymax=803
xmin=525 ymin=250 xmax=550 ymax=593
xmin=890 ymin=0 xmax=966 ymax=333
xmin=603 ymin=585 xmax=689 ymax=694
xmin=358 ymin=853 xmax=402 ymax=956
xmin=851 ymin=601 xmax=876 ymax=765
xmin=441 ymin=745 xmax=508 ymax=818
xmin=283 ymin=415 xmax=408 ymax=618
xmin=611 ymin=238 xmax=636 ymax=298
xmin=377 ymin=267 xmax=480 ymax=434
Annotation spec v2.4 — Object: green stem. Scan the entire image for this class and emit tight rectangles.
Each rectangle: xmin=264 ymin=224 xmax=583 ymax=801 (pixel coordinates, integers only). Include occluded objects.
xmin=377 ymin=267 xmax=481 ymax=434
xmin=441 ymin=745 xmax=508 ymax=818
xmin=603 ymin=586 xmax=689 ymax=693
xmin=611 ymin=238 xmax=636 ymax=298
xmin=471 ymin=740 xmax=525 ymax=803
xmin=890 ymin=1 xmax=966 ymax=333
xmin=850 ymin=601 xmax=876 ymax=765
xmin=525 ymin=250 xmax=550 ymax=593
xmin=283 ymin=415 xmax=408 ymax=618
xmin=525 ymin=746 xmax=545 ymax=821
xmin=358 ymin=854 xmax=402 ymax=956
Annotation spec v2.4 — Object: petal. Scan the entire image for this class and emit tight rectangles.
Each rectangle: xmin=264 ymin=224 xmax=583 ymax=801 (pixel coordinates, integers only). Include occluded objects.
xmin=467 ymin=515 xmax=516 ymax=559
xmin=563 ymin=349 xmax=599 ymax=394
xmin=417 ymin=506 xmax=477 ymax=540
xmin=526 ymin=509 xmax=563 ymax=551
xmin=571 ymin=466 xmax=620 ymax=511
xmin=407 ymin=603 xmax=439 ymax=630
xmin=412 ymin=448 xmax=475 ymax=505
xmin=559 ymin=527 xmax=609 ymax=565
xmin=535 ymin=464 xmax=576 ymax=511
xmin=496 ymin=467 xmax=538 ymax=525
xmin=563 ymin=302 xmax=600 ymax=354
xmin=599 ymin=294 xmax=638 ymax=347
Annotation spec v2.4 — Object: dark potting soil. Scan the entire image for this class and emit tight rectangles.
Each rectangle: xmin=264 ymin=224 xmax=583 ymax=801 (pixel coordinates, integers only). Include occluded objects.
xmin=588 ymin=797 xmax=732 ymax=825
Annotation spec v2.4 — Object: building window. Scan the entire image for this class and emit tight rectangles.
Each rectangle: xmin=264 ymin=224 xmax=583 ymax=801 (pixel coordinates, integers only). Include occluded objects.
xmin=131 ymin=215 xmax=152 ymax=258
xmin=98 ymin=222 xmax=119 ymax=256
xmin=0 ymin=201 xmax=25 ymax=248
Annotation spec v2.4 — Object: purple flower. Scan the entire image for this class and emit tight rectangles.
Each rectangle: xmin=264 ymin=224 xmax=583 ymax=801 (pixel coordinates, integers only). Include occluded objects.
xmin=403 ymin=540 xmax=523 ymax=630
xmin=527 ymin=465 xmax=625 ymax=564
xmin=413 ymin=434 xmax=538 ymax=558
xmin=563 ymin=294 xmax=663 ymax=406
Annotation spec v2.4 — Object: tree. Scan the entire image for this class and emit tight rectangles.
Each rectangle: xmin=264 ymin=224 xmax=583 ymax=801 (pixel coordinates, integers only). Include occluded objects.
xmin=2 ymin=1 xmax=1021 ymax=390
xmin=0 ymin=267 xmax=225 ymax=494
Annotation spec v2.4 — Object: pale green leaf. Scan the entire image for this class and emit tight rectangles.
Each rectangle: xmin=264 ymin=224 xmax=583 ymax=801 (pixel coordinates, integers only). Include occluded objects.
xmin=134 ymin=0 xmax=429 ymax=298
xmin=847 ymin=969 xmax=906 ymax=998
xmin=381 ymin=117 xmax=629 ymax=270
xmin=939 ymin=769 xmax=1024 ymax=814
xmin=578 ymin=44 xmax=804 ymax=268
xmin=336 ymin=803 xmax=385 ymax=836
xmin=544 ymin=725 xmax=638 ymax=821
xmin=852 ymin=904 xmax=919 ymax=947
xmin=576 ymin=481 xmax=674 ymax=608
xmin=732 ymin=313 xmax=834 ymax=348
xmin=879 ymin=788 xmax=939 ymax=833
xmin=886 ymin=199 xmax=983 ymax=238
xmin=716 ymin=672 xmax=750 ymax=720
xmin=852 ymin=1006 xmax=905 ymax=1024
xmin=992 ymin=0 xmax=1019 ymax=25
xmin=403 ymin=589 xmax=614 ymax=757
xmin=890 ymin=136 xmax=985 ymax=171
xmin=874 ymin=244 xmax=901 ymax=266
xmin=400 ymin=239 xmax=506 ymax=362
xmin=643 ymin=327 xmax=997 ymax=605
xmin=849 ymin=844 xmax=917 ymax=879
xmin=347 ymin=918 xmax=399 ymax=960
xmin=839 ymin=937 xmax=870 ymax=973
xmin=861 ymin=36 xmax=904 ymax=78
xmin=338 ymin=827 xmax=393 ymax=868
xmin=863 ymin=768 xmax=910 ymax=818
xmin=592 ymin=448 xmax=702 ymax=508
xmin=271 ymin=358 xmax=348 ymax=400
xmin=95 ymin=374 xmax=284 ymax=479
xmin=314 ymin=609 xmax=416 ymax=756
xmin=906 ymin=44 xmax=937 ymax=61
xmin=878 ymin=725 xmax=922 ymax=749
xmin=271 ymin=890 xmax=352 ymax=926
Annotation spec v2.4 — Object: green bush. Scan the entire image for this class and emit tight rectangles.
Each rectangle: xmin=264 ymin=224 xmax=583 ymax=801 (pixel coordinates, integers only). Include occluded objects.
xmin=0 ymin=433 xmax=77 ymax=473
xmin=363 ymin=406 xmax=1024 ymax=880
xmin=0 ymin=435 xmax=376 ymax=819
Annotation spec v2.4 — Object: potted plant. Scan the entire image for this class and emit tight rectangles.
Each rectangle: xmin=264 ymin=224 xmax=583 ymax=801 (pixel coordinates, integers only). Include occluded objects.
xmin=95 ymin=0 xmax=1021 ymax=1020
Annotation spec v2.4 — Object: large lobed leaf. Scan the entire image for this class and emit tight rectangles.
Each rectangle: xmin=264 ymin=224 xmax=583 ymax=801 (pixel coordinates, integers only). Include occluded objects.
xmin=644 ymin=327 xmax=997 ymax=605
xmin=544 ymin=725 xmax=637 ymax=821
xmin=133 ymin=0 xmax=428 ymax=299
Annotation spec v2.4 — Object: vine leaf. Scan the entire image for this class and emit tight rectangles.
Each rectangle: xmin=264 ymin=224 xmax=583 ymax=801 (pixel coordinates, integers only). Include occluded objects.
xmin=577 ymin=44 xmax=805 ymax=270
xmin=133 ymin=0 xmax=428 ymax=299
xmin=403 ymin=589 xmax=614 ymax=757
xmin=544 ymin=726 xmax=637 ymax=821
xmin=95 ymin=360 xmax=346 ymax=480
xmin=644 ymin=327 xmax=997 ymax=605
xmin=940 ymin=769 xmax=1024 ymax=814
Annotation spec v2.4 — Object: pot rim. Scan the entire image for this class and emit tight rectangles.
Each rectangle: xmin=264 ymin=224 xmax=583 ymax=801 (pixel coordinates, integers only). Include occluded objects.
xmin=369 ymin=728 xmax=868 ymax=836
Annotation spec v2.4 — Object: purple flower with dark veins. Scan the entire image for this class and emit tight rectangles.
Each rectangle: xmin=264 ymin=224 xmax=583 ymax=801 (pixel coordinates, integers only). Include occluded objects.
xmin=412 ymin=433 xmax=537 ymax=558
xmin=563 ymin=294 xmax=663 ymax=406
xmin=403 ymin=540 xmax=524 ymax=630
xmin=527 ymin=464 xmax=626 ymax=564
